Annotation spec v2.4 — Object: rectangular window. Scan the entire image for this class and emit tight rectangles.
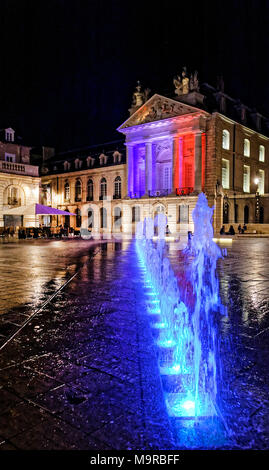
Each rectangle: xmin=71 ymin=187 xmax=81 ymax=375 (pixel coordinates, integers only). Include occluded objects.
xmin=259 ymin=145 xmax=265 ymax=162
xmin=222 ymin=159 xmax=229 ymax=189
xmin=163 ymin=166 xmax=172 ymax=192
xmin=243 ymin=165 xmax=250 ymax=193
xmin=179 ymin=205 xmax=189 ymax=223
xmin=258 ymin=169 xmax=265 ymax=195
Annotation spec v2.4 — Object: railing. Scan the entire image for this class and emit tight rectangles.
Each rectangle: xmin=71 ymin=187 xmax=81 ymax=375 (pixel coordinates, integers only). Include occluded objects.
xmin=75 ymin=196 xmax=82 ymax=202
xmin=113 ymin=194 xmax=121 ymax=199
xmin=8 ymin=197 xmax=21 ymax=206
xmin=175 ymin=187 xmax=194 ymax=196
xmin=129 ymin=191 xmax=144 ymax=199
xmin=0 ymin=161 xmax=39 ymax=177
xmin=99 ymin=195 xmax=108 ymax=201
xmin=148 ymin=189 xmax=169 ymax=197
xmin=86 ymin=195 xmax=94 ymax=201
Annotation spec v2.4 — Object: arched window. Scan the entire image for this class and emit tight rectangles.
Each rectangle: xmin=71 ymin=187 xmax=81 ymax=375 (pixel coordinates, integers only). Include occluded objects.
xmin=100 ymin=207 xmax=107 ymax=228
xmin=244 ymin=205 xmax=249 ymax=224
xmin=222 ymin=130 xmax=230 ymax=150
xmin=235 ymin=204 xmax=238 ymax=223
xmin=244 ymin=138 xmax=250 ymax=157
xmin=87 ymin=179 xmax=93 ymax=201
xmin=114 ymin=176 xmax=121 ymax=199
xmin=8 ymin=186 xmax=21 ymax=206
xmin=75 ymin=179 xmax=82 ymax=202
xmin=100 ymin=178 xmax=107 ymax=200
xmin=132 ymin=206 xmax=140 ymax=222
xmin=64 ymin=209 xmax=70 ymax=228
xmin=223 ymin=202 xmax=229 ymax=224
xmin=76 ymin=208 xmax=81 ymax=227
xmin=114 ymin=207 xmax=122 ymax=229
xmin=88 ymin=208 xmax=94 ymax=229
xmin=259 ymin=206 xmax=264 ymax=224
xmin=64 ymin=181 xmax=70 ymax=201
xmin=259 ymin=145 xmax=265 ymax=162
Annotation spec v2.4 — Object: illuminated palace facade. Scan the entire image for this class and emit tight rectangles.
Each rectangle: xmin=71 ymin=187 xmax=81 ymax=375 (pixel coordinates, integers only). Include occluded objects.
xmin=41 ymin=76 xmax=269 ymax=234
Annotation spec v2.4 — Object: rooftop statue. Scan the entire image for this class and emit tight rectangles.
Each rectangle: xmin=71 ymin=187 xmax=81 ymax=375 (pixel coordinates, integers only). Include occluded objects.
xmin=173 ymin=75 xmax=183 ymax=96
xmin=174 ymin=67 xmax=199 ymax=96
xmin=182 ymin=66 xmax=189 ymax=94
xmin=190 ymin=70 xmax=200 ymax=92
xmin=131 ymin=81 xmax=151 ymax=108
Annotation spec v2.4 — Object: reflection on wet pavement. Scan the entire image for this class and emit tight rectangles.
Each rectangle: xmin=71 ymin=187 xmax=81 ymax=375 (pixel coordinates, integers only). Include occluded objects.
xmin=0 ymin=238 xmax=268 ymax=449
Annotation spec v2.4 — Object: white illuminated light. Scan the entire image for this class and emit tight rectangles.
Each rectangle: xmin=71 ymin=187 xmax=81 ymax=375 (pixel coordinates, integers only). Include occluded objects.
xmin=182 ymin=400 xmax=195 ymax=411
xmin=254 ymin=177 xmax=259 ymax=185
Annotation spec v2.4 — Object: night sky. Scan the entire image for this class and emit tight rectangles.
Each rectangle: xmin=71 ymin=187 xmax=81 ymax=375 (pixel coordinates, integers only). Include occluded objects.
xmin=0 ymin=0 xmax=269 ymax=151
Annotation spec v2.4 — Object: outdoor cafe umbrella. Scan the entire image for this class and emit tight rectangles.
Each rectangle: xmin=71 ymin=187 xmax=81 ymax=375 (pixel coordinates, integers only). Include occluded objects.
xmin=2 ymin=203 xmax=76 ymax=216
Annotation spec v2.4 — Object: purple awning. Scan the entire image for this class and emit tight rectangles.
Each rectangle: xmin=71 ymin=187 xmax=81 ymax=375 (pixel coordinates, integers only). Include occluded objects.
xmin=35 ymin=204 xmax=76 ymax=216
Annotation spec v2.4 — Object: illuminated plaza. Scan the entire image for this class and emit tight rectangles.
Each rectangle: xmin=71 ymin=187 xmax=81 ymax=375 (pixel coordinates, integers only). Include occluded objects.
xmin=0 ymin=1 xmax=269 ymax=455
xmin=0 ymin=236 xmax=269 ymax=449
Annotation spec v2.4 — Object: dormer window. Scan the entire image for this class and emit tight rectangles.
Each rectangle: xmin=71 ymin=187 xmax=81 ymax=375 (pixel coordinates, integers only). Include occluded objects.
xmin=256 ymin=115 xmax=261 ymax=130
xmin=87 ymin=156 xmax=94 ymax=167
xmin=64 ymin=161 xmax=71 ymax=171
xmin=99 ymin=153 xmax=108 ymax=165
xmin=5 ymin=153 xmax=15 ymax=162
xmin=5 ymin=128 xmax=15 ymax=142
xmin=74 ymin=158 xmax=82 ymax=170
xmin=113 ymin=151 xmax=122 ymax=163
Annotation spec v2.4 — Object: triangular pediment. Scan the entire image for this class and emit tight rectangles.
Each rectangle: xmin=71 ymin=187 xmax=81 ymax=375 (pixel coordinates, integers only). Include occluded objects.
xmin=118 ymin=94 xmax=203 ymax=130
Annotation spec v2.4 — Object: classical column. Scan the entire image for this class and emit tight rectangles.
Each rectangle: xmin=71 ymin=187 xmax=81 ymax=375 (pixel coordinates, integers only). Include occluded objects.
xmin=145 ymin=142 xmax=153 ymax=195
xmin=126 ymin=144 xmax=134 ymax=197
xmin=81 ymin=175 xmax=87 ymax=202
xmin=172 ymin=136 xmax=178 ymax=194
xmin=194 ymin=131 xmax=202 ymax=192
xmin=179 ymin=136 xmax=183 ymax=189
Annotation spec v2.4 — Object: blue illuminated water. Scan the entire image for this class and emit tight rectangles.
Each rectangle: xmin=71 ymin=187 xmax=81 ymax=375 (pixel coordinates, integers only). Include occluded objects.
xmin=136 ymin=193 xmax=228 ymax=446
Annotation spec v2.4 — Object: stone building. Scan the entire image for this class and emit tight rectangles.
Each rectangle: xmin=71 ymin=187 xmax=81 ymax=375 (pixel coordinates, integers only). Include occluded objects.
xmin=0 ymin=127 xmax=40 ymax=229
xmin=41 ymin=70 xmax=269 ymax=235
xmin=40 ymin=142 xmax=126 ymax=233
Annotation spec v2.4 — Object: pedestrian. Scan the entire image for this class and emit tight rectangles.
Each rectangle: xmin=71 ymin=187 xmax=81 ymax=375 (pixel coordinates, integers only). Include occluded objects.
xmin=228 ymin=225 xmax=235 ymax=235
xmin=220 ymin=226 xmax=225 ymax=235
xmin=242 ymin=224 xmax=247 ymax=233
xmin=238 ymin=224 xmax=242 ymax=234
xmin=33 ymin=227 xmax=39 ymax=239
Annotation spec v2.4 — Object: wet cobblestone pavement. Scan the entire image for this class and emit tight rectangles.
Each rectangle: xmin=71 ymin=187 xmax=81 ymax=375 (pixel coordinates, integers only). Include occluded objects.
xmin=0 ymin=238 xmax=269 ymax=449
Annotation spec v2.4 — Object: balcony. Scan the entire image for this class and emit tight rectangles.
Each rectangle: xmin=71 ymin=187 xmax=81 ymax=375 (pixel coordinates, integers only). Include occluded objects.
xmin=86 ymin=195 xmax=93 ymax=202
xmin=113 ymin=194 xmax=121 ymax=200
xmin=99 ymin=195 xmax=108 ymax=201
xmin=148 ymin=189 xmax=169 ymax=197
xmin=176 ymin=187 xmax=194 ymax=196
xmin=0 ymin=161 xmax=39 ymax=177
xmin=8 ymin=197 xmax=21 ymax=206
xmin=75 ymin=196 xmax=82 ymax=202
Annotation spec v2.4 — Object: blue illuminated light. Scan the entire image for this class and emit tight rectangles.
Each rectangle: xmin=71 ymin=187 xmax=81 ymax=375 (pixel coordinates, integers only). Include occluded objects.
xmin=135 ymin=195 xmax=226 ymax=445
